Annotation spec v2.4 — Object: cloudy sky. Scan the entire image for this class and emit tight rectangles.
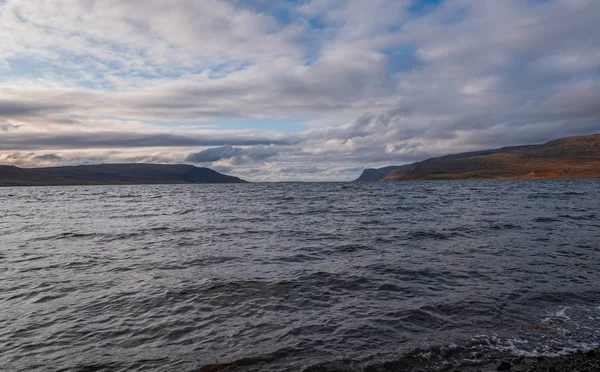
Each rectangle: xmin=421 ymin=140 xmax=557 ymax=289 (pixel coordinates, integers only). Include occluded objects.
xmin=1 ymin=0 xmax=599 ymax=181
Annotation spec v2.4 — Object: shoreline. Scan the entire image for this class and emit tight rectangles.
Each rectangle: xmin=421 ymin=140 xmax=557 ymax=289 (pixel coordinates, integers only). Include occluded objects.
xmin=199 ymin=348 xmax=600 ymax=372
xmin=456 ymin=348 xmax=600 ymax=372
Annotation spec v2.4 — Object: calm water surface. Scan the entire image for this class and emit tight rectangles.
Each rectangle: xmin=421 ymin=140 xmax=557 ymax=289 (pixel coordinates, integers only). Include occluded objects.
xmin=1 ymin=180 xmax=599 ymax=371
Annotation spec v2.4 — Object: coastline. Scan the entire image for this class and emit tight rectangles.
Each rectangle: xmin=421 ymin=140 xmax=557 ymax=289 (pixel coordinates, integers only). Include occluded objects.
xmin=456 ymin=348 xmax=600 ymax=372
xmin=305 ymin=348 xmax=600 ymax=372
xmin=199 ymin=348 xmax=600 ymax=371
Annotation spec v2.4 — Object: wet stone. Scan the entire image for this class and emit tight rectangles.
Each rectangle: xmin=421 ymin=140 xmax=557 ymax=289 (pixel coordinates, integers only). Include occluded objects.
xmin=497 ymin=361 xmax=512 ymax=371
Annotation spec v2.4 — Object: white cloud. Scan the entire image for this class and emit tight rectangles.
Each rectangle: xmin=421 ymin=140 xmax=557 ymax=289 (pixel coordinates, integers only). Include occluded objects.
xmin=0 ymin=0 xmax=599 ymax=181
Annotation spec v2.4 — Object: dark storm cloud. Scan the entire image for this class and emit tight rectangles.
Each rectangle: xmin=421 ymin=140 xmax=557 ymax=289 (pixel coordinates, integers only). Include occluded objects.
xmin=5 ymin=152 xmax=30 ymax=160
xmin=33 ymin=153 xmax=63 ymax=161
xmin=0 ymin=123 xmax=22 ymax=132
xmin=0 ymin=101 xmax=65 ymax=118
xmin=185 ymin=145 xmax=281 ymax=164
xmin=0 ymin=132 xmax=292 ymax=151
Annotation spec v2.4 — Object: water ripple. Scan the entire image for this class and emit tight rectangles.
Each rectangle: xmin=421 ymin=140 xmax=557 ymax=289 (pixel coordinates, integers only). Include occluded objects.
xmin=1 ymin=180 xmax=599 ymax=371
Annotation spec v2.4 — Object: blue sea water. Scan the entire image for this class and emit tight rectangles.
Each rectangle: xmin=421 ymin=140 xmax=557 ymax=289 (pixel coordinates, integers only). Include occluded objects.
xmin=0 ymin=180 xmax=599 ymax=371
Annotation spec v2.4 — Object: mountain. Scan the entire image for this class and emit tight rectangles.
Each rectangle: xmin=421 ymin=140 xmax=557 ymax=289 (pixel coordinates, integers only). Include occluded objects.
xmin=0 ymin=164 xmax=247 ymax=186
xmin=355 ymin=134 xmax=600 ymax=181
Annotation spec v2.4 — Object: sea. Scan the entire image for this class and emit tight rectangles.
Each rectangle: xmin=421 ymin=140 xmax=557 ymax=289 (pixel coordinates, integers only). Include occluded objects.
xmin=1 ymin=180 xmax=599 ymax=372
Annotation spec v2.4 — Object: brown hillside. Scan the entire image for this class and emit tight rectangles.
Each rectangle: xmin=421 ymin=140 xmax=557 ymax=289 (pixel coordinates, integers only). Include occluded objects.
xmin=358 ymin=134 xmax=600 ymax=181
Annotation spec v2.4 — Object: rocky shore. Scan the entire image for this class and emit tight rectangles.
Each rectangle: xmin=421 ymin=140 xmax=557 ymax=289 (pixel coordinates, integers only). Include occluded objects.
xmin=422 ymin=348 xmax=600 ymax=372
xmin=466 ymin=349 xmax=600 ymax=372
xmin=199 ymin=348 xmax=600 ymax=372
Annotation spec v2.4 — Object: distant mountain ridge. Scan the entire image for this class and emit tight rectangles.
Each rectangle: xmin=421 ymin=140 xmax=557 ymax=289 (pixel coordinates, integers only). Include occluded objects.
xmin=0 ymin=164 xmax=247 ymax=186
xmin=356 ymin=134 xmax=600 ymax=181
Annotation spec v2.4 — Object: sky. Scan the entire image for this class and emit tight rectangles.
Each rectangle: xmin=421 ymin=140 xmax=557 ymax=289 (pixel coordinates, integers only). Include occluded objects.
xmin=1 ymin=0 xmax=599 ymax=181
